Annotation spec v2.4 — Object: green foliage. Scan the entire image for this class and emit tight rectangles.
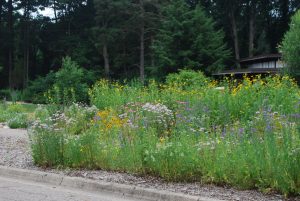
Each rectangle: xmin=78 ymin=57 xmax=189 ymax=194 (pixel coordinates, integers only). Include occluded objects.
xmin=46 ymin=57 xmax=90 ymax=105
xmin=281 ymin=10 xmax=300 ymax=76
xmin=30 ymin=72 xmax=300 ymax=195
xmin=165 ymin=69 xmax=210 ymax=90
xmin=1 ymin=0 xmax=298 ymax=90
xmin=9 ymin=90 xmax=24 ymax=103
xmin=34 ymin=105 xmax=51 ymax=122
xmin=24 ymin=71 xmax=56 ymax=103
xmin=6 ymin=103 xmax=26 ymax=113
xmin=0 ymin=89 xmax=24 ymax=102
xmin=0 ymin=89 xmax=10 ymax=100
xmin=0 ymin=102 xmax=37 ymax=127
xmin=24 ymin=57 xmax=96 ymax=104
xmin=153 ymin=1 xmax=230 ymax=75
xmin=0 ymin=111 xmax=10 ymax=123
xmin=7 ymin=113 xmax=28 ymax=129
xmin=30 ymin=103 xmax=98 ymax=167
xmin=63 ymin=103 xmax=97 ymax=135
xmin=0 ymin=103 xmax=26 ymax=123
xmin=93 ymin=0 xmax=126 ymax=46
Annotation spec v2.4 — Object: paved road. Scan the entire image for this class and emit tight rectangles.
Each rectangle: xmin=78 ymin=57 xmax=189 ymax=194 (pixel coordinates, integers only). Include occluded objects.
xmin=0 ymin=176 xmax=141 ymax=201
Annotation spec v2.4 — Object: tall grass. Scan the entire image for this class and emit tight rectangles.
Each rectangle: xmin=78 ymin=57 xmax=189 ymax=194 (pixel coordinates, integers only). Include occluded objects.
xmin=30 ymin=72 xmax=300 ymax=196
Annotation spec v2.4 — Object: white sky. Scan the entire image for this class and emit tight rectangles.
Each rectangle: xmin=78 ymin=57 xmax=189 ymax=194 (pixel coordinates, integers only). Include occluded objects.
xmin=38 ymin=7 xmax=54 ymax=18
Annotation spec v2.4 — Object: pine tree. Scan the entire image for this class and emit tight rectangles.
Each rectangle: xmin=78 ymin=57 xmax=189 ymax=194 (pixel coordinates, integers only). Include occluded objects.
xmin=281 ymin=10 xmax=300 ymax=76
xmin=93 ymin=0 xmax=128 ymax=78
xmin=153 ymin=0 xmax=230 ymax=76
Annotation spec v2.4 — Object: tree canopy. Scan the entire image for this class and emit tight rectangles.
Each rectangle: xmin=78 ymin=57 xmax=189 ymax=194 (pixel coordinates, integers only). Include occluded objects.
xmin=281 ymin=10 xmax=300 ymax=76
xmin=153 ymin=1 xmax=230 ymax=75
xmin=0 ymin=0 xmax=298 ymax=88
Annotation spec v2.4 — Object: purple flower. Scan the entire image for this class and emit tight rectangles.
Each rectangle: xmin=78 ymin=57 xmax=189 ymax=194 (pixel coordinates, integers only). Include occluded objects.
xmin=290 ymin=113 xmax=300 ymax=118
xmin=221 ymin=128 xmax=227 ymax=137
xmin=239 ymin=128 xmax=244 ymax=135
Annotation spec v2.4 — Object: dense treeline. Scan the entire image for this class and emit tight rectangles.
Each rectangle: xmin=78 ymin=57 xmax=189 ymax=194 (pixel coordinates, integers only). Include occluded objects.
xmin=0 ymin=0 xmax=299 ymax=88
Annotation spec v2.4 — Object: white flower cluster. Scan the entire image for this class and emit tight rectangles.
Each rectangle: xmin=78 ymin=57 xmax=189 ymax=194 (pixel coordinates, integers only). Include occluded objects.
xmin=142 ymin=103 xmax=173 ymax=116
xmin=31 ymin=103 xmax=98 ymax=134
xmin=31 ymin=112 xmax=70 ymax=132
xmin=141 ymin=103 xmax=174 ymax=129
xmin=31 ymin=119 xmax=52 ymax=130
xmin=69 ymin=103 xmax=98 ymax=114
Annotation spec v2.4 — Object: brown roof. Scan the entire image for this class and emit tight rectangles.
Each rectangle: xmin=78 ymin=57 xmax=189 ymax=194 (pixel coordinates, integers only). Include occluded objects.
xmin=239 ymin=54 xmax=282 ymax=63
xmin=213 ymin=68 xmax=280 ymax=76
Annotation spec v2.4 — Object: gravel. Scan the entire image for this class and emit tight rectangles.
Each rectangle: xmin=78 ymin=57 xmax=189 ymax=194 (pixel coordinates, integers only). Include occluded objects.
xmin=0 ymin=128 xmax=299 ymax=201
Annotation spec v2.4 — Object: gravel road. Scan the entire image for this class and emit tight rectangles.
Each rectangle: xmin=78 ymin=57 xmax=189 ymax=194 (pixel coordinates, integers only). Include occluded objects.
xmin=0 ymin=128 xmax=298 ymax=201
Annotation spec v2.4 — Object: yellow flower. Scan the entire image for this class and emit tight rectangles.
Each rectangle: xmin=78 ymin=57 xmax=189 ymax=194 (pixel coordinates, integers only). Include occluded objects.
xmin=159 ymin=137 xmax=165 ymax=143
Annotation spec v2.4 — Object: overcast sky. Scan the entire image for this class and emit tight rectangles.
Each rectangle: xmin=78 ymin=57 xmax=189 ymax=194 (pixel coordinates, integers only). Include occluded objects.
xmin=38 ymin=7 xmax=54 ymax=18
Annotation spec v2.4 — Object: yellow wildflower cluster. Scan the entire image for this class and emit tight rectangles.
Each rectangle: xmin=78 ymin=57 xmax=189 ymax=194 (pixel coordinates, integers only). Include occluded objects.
xmin=94 ymin=109 xmax=128 ymax=131
xmin=228 ymin=74 xmax=297 ymax=96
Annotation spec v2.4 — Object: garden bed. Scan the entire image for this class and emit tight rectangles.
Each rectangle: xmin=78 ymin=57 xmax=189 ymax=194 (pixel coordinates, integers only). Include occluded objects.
xmin=2 ymin=71 xmax=300 ymax=197
xmin=27 ymin=72 xmax=300 ymax=196
xmin=0 ymin=128 xmax=293 ymax=201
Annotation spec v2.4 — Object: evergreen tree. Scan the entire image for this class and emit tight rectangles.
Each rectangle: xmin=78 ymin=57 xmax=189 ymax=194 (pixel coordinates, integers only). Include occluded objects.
xmin=127 ymin=0 xmax=160 ymax=83
xmin=281 ymin=10 xmax=300 ymax=76
xmin=153 ymin=0 xmax=230 ymax=75
xmin=93 ymin=0 xmax=128 ymax=78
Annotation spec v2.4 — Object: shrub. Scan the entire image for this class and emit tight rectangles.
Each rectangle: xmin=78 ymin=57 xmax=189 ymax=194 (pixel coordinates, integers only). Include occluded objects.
xmin=0 ymin=111 xmax=11 ymax=123
xmin=6 ymin=103 xmax=26 ymax=113
xmin=46 ymin=57 xmax=89 ymax=105
xmin=0 ymin=89 xmax=24 ymax=102
xmin=34 ymin=105 xmax=51 ymax=122
xmin=165 ymin=69 xmax=209 ymax=90
xmin=25 ymin=57 xmax=96 ymax=104
xmin=0 ymin=103 xmax=37 ymax=127
xmin=8 ymin=113 xmax=28 ymax=129
xmin=0 ymin=89 xmax=11 ymax=101
xmin=23 ymin=71 xmax=56 ymax=103
xmin=89 ymin=79 xmax=142 ymax=109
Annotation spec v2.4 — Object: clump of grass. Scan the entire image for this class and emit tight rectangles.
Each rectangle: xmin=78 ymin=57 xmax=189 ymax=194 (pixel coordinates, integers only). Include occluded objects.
xmin=7 ymin=113 xmax=28 ymax=129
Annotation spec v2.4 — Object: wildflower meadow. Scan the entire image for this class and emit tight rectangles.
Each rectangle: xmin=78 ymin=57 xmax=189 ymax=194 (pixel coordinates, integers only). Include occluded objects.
xmin=28 ymin=70 xmax=300 ymax=196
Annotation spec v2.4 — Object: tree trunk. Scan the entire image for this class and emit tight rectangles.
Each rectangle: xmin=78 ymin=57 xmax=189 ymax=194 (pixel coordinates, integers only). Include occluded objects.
xmin=8 ymin=0 xmax=14 ymax=89
xmin=140 ymin=26 xmax=145 ymax=84
xmin=229 ymin=8 xmax=240 ymax=68
xmin=53 ymin=0 xmax=58 ymax=23
xmin=23 ymin=1 xmax=30 ymax=88
xmin=23 ymin=45 xmax=29 ymax=88
xmin=102 ymin=44 xmax=110 ymax=78
xmin=0 ymin=0 xmax=3 ymax=34
xmin=248 ymin=2 xmax=255 ymax=57
xmin=139 ymin=0 xmax=145 ymax=84
xmin=0 ymin=0 xmax=3 ymax=57
xmin=150 ymin=36 xmax=155 ymax=67
xmin=123 ymin=41 xmax=128 ymax=77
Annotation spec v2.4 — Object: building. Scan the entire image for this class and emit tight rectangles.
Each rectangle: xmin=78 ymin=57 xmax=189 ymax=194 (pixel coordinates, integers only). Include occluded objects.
xmin=213 ymin=54 xmax=284 ymax=76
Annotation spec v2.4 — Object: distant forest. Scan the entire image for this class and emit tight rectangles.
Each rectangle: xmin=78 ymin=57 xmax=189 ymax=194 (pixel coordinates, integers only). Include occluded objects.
xmin=0 ymin=0 xmax=299 ymax=88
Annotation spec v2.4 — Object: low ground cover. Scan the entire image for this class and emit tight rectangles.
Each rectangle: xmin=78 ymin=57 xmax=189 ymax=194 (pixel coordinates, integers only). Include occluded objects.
xmin=0 ymin=102 xmax=38 ymax=129
xmin=28 ymin=71 xmax=300 ymax=196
